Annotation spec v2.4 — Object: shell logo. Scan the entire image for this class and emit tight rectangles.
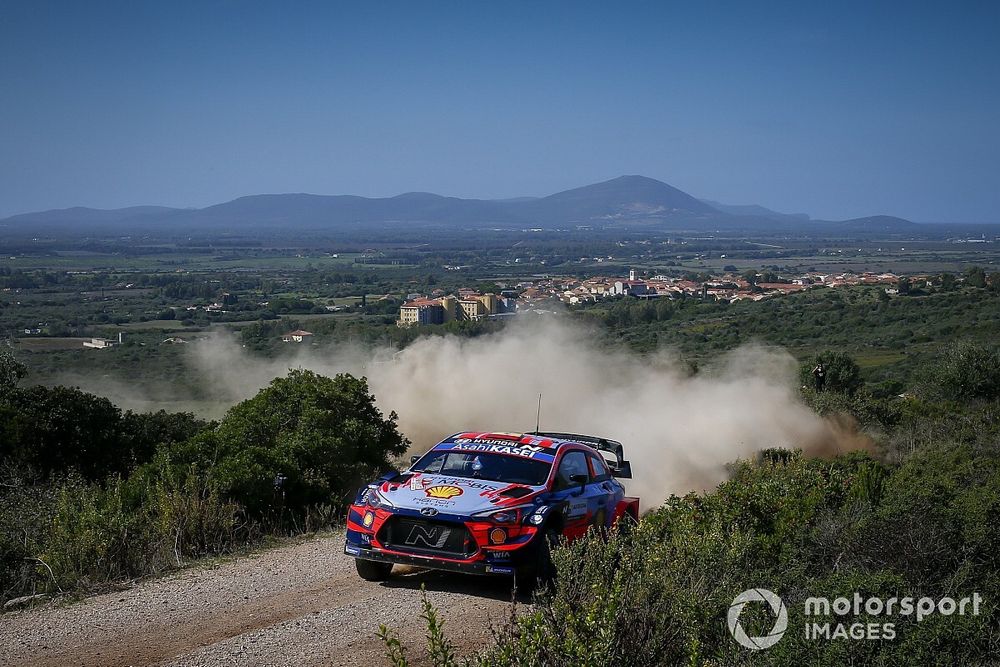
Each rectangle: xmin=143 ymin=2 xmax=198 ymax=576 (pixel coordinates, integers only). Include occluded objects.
xmin=425 ymin=485 xmax=463 ymax=500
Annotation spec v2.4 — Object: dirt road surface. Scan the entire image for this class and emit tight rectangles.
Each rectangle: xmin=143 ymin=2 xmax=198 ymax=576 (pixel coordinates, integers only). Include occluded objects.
xmin=0 ymin=532 xmax=525 ymax=667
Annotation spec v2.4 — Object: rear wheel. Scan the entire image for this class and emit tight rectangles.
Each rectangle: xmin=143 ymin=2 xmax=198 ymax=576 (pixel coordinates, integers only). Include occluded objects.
xmin=355 ymin=558 xmax=393 ymax=581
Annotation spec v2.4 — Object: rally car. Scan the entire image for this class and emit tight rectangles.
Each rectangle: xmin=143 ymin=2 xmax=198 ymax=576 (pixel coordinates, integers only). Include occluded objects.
xmin=344 ymin=430 xmax=639 ymax=587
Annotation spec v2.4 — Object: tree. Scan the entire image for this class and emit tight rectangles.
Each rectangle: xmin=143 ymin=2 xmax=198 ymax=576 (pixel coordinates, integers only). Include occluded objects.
xmin=800 ymin=351 xmax=863 ymax=395
xmin=655 ymin=299 xmax=674 ymax=321
xmin=965 ymin=266 xmax=987 ymax=288
xmin=639 ymin=302 xmax=657 ymax=323
xmin=925 ymin=342 xmax=1000 ymax=402
xmin=2 ymin=385 xmax=126 ymax=479
xmin=475 ymin=281 xmax=500 ymax=294
xmin=119 ymin=410 xmax=210 ymax=465
xmin=0 ymin=347 xmax=26 ymax=399
xmin=179 ymin=370 xmax=409 ymax=513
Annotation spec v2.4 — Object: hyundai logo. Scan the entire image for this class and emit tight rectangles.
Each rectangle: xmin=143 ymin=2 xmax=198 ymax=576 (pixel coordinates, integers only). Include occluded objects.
xmin=405 ymin=524 xmax=450 ymax=548
xmin=420 ymin=507 xmax=439 ymax=516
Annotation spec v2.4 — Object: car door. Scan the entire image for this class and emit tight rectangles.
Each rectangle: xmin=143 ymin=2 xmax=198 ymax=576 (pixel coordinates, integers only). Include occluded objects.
xmin=586 ymin=451 xmax=622 ymax=531
xmin=550 ymin=449 xmax=606 ymax=540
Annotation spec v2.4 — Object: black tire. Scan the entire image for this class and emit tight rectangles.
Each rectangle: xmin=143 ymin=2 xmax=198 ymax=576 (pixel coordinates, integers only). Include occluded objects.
xmin=517 ymin=528 xmax=558 ymax=594
xmin=355 ymin=558 xmax=393 ymax=581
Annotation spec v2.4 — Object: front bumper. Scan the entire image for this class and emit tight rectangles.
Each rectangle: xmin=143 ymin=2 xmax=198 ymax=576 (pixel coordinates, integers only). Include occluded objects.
xmin=345 ymin=503 xmax=541 ymax=577
xmin=344 ymin=543 xmax=517 ymax=576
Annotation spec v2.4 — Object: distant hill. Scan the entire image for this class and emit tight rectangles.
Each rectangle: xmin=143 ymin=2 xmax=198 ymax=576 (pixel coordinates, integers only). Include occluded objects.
xmin=700 ymin=199 xmax=810 ymax=222
xmin=2 ymin=205 xmax=183 ymax=228
xmin=836 ymin=215 xmax=919 ymax=232
xmin=512 ymin=175 xmax=718 ymax=225
xmin=192 ymin=192 xmax=515 ymax=227
xmin=0 ymin=177 xmax=924 ymax=234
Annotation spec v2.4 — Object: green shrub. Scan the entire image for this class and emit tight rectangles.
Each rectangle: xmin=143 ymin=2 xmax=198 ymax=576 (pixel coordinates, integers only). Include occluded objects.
xmin=800 ymin=351 xmax=864 ymax=396
xmin=460 ymin=447 xmax=1000 ymax=665
xmin=1 ymin=368 xmax=408 ymax=603
xmin=171 ymin=369 xmax=409 ymax=515
xmin=921 ymin=342 xmax=1000 ymax=402
xmin=1 ymin=464 xmax=248 ymax=601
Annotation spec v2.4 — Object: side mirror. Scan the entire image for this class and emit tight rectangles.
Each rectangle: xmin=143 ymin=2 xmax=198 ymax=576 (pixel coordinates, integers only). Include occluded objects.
xmin=410 ymin=455 xmax=421 ymax=464
xmin=612 ymin=460 xmax=632 ymax=479
xmin=569 ymin=473 xmax=588 ymax=494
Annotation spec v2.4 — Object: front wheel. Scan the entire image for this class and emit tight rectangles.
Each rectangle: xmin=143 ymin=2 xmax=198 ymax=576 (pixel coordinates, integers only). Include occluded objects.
xmin=516 ymin=528 xmax=558 ymax=594
xmin=355 ymin=558 xmax=393 ymax=581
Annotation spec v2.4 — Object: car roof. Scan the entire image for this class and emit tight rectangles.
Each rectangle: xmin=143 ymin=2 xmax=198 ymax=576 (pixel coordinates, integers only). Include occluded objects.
xmin=434 ymin=431 xmax=600 ymax=452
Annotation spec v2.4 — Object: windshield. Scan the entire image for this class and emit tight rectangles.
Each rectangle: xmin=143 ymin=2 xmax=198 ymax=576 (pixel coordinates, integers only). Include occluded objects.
xmin=411 ymin=451 xmax=551 ymax=486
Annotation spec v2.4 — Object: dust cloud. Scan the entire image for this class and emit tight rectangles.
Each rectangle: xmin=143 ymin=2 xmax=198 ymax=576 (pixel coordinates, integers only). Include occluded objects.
xmin=171 ymin=317 xmax=867 ymax=507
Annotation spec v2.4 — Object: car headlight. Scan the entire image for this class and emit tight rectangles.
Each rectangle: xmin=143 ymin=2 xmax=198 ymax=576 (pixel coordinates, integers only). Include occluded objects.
xmin=475 ymin=506 xmax=531 ymax=524
xmin=365 ymin=487 xmax=394 ymax=509
xmin=527 ymin=505 xmax=550 ymax=525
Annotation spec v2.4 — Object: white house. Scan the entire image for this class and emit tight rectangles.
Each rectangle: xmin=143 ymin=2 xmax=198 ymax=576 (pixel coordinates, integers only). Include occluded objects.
xmin=281 ymin=330 xmax=314 ymax=343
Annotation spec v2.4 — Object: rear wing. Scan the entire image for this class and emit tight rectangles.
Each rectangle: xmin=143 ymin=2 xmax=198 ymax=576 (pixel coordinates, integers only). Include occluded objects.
xmin=529 ymin=431 xmax=632 ymax=479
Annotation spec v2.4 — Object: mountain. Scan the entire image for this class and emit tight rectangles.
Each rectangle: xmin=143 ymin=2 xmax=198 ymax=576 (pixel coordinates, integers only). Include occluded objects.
xmin=0 ymin=177 xmax=923 ymax=234
xmin=700 ymin=199 xmax=810 ymax=222
xmin=513 ymin=175 xmax=718 ymax=225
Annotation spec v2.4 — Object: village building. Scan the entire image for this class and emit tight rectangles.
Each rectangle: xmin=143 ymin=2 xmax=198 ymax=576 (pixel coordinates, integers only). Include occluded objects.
xmin=281 ymin=330 xmax=314 ymax=343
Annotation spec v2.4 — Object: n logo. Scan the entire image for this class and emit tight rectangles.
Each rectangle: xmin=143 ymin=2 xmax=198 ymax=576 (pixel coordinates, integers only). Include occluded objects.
xmin=405 ymin=524 xmax=451 ymax=548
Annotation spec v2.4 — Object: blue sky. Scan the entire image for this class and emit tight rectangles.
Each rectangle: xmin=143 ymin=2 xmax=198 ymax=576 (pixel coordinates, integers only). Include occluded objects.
xmin=1 ymin=1 xmax=997 ymax=221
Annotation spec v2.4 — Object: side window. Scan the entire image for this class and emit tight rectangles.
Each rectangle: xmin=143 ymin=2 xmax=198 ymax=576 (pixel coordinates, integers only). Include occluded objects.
xmin=555 ymin=451 xmax=590 ymax=490
xmin=588 ymin=453 xmax=611 ymax=482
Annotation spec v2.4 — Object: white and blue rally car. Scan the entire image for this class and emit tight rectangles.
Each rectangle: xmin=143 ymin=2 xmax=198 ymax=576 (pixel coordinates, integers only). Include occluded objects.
xmin=345 ymin=430 xmax=638 ymax=587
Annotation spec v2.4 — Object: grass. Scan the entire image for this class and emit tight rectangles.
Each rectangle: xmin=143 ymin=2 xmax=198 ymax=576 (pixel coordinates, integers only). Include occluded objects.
xmin=117 ymin=319 xmax=192 ymax=331
xmin=853 ymin=350 xmax=908 ymax=368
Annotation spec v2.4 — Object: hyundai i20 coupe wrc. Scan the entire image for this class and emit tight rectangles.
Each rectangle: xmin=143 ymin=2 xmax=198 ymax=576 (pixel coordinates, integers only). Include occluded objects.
xmin=344 ymin=431 xmax=639 ymax=586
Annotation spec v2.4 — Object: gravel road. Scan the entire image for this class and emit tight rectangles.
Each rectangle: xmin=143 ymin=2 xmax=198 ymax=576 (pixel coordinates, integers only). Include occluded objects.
xmin=0 ymin=532 xmax=525 ymax=667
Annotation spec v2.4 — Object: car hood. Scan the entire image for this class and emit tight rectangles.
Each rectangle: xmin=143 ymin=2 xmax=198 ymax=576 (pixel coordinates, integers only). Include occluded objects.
xmin=377 ymin=472 xmax=543 ymax=515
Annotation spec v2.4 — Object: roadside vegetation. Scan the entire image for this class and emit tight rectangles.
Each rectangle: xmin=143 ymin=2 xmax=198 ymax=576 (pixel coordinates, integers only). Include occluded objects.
xmin=0 ymin=351 xmax=407 ymax=604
